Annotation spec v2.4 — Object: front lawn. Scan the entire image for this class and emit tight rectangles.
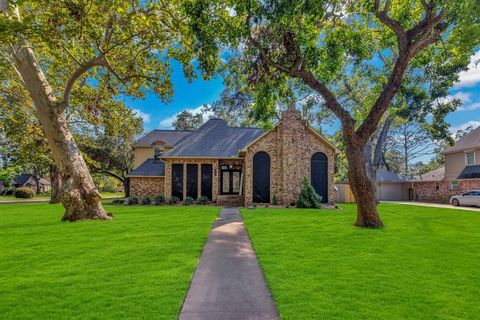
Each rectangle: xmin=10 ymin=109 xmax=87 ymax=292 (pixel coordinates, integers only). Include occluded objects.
xmin=0 ymin=203 xmax=219 ymax=319
xmin=242 ymin=203 xmax=480 ymax=319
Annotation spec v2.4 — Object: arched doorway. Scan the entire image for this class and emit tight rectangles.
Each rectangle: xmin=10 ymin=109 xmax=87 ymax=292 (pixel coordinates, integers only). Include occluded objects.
xmin=311 ymin=152 xmax=328 ymax=203
xmin=253 ymin=151 xmax=270 ymax=203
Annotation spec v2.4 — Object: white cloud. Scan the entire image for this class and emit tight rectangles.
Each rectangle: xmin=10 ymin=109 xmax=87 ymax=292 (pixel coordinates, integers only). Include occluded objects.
xmin=458 ymin=102 xmax=480 ymax=112
xmin=451 ymin=120 xmax=480 ymax=134
xmin=132 ymin=109 xmax=151 ymax=123
xmin=158 ymin=105 xmax=213 ymax=129
xmin=456 ymin=51 xmax=480 ymax=88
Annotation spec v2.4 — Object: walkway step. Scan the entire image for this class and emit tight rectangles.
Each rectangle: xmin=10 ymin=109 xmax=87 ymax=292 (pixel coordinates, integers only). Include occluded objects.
xmin=179 ymin=207 xmax=279 ymax=320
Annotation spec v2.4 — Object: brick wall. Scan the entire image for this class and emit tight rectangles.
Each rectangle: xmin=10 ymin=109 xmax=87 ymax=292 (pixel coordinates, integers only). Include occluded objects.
xmin=244 ymin=109 xmax=336 ymax=206
xmin=412 ymin=179 xmax=480 ymax=203
xmin=130 ymin=177 xmax=165 ymax=197
xmin=164 ymin=159 xmax=219 ymax=201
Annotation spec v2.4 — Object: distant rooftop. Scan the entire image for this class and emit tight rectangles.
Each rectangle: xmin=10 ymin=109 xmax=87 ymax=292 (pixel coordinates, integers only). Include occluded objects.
xmin=414 ymin=166 xmax=445 ymax=182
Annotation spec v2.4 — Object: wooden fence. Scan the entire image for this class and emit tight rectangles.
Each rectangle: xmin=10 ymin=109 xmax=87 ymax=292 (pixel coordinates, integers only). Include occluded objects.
xmin=335 ymin=184 xmax=355 ymax=203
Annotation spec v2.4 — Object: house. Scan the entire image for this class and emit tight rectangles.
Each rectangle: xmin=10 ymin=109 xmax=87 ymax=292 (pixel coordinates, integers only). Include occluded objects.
xmin=335 ymin=169 xmax=412 ymax=203
xmin=13 ymin=174 xmax=51 ymax=193
xmin=412 ymin=126 xmax=480 ymax=203
xmin=128 ymin=104 xmax=337 ymax=206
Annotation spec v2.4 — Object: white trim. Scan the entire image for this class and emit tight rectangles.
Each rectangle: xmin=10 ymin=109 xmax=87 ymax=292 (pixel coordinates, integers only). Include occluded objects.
xmin=465 ymin=150 xmax=476 ymax=166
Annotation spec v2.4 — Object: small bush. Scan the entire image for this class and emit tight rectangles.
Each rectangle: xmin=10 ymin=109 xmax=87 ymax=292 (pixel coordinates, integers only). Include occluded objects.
xmin=112 ymin=199 xmax=125 ymax=205
xmin=296 ymin=177 xmax=322 ymax=209
xmin=169 ymin=196 xmax=180 ymax=205
xmin=272 ymin=195 xmax=278 ymax=205
xmin=14 ymin=187 xmax=34 ymax=199
xmin=183 ymin=197 xmax=194 ymax=205
xmin=196 ymin=196 xmax=209 ymax=205
xmin=127 ymin=197 xmax=139 ymax=205
xmin=141 ymin=196 xmax=151 ymax=205
xmin=154 ymin=194 xmax=165 ymax=205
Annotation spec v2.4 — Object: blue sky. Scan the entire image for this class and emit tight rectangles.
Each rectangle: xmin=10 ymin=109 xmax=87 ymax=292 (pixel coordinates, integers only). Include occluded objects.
xmin=123 ymin=51 xmax=480 ymax=138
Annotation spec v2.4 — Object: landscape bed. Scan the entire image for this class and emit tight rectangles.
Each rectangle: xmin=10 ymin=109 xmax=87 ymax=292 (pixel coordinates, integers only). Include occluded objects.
xmin=241 ymin=203 xmax=480 ymax=319
xmin=0 ymin=203 xmax=220 ymax=319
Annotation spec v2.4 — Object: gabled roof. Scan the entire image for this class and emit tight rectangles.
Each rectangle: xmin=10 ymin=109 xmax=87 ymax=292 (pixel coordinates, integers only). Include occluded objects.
xmin=443 ymin=126 xmax=480 ymax=154
xmin=457 ymin=165 xmax=480 ymax=180
xmin=164 ymin=119 xmax=264 ymax=158
xmin=128 ymin=159 xmax=165 ymax=177
xmin=413 ymin=166 xmax=445 ymax=182
xmin=134 ymin=130 xmax=193 ymax=147
xmin=14 ymin=174 xmax=50 ymax=186
xmin=376 ymin=169 xmax=413 ymax=182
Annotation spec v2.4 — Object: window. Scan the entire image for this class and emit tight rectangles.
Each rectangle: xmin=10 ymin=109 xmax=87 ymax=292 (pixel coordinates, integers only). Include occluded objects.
xmin=154 ymin=146 xmax=164 ymax=159
xmin=450 ymin=181 xmax=459 ymax=190
xmin=435 ymin=181 xmax=440 ymax=190
xmin=220 ymin=165 xmax=242 ymax=195
xmin=465 ymin=151 xmax=476 ymax=165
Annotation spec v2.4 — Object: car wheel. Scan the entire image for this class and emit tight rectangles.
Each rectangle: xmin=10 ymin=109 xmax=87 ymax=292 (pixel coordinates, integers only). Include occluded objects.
xmin=452 ymin=199 xmax=460 ymax=206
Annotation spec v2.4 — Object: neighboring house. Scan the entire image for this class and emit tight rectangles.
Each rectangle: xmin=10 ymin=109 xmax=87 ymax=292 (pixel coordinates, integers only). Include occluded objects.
xmin=13 ymin=174 xmax=51 ymax=193
xmin=376 ymin=169 xmax=413 ymax=201
xmin=412 ymin=126 xmax=480 ymax=203
xmin=335 ymin=169 xmax=412 ymax=202
xmin=129 ymin=105 xmax=337 ymax=206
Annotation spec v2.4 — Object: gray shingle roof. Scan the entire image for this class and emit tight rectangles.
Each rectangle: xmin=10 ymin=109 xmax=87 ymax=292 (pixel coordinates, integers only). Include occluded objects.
xmin=164 ymin=119 xmax=264 ymax=158
xmin=14 ymin=174 xmax=50 ymax=186
xmin=128 ymin=159 xmax=165 ymax=177
xmin=457 ymin=165 xmax=480 ymax=179
xmin=134 ymin=130 xmax=192 ymax=147
xmin=376 ymin=169 xmax=413 ymax=182
xmin=443 ymin=126 xmax=480 ymax=154
xmin=414 ymin=166 xmax=445 ymax=181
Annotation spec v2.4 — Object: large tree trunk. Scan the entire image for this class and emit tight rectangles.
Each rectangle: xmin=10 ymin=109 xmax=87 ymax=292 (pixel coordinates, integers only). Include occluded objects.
xmin=49 ymin=164 xmax=62 ymax=204
xmin=346 ymin=137 xmax=384 ymax=228
xmin=124 ymin=177 xmax=130 ymax=198
xmin=12 ymin=46 xmax=110 ymax=221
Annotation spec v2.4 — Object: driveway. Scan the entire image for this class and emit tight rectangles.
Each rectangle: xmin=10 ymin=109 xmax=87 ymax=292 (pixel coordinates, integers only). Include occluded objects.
xmin=384 ymin=201 xmax=480 ymax=212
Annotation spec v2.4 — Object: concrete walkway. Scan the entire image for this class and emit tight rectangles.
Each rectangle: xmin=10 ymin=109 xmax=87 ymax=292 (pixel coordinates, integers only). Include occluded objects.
xmin=179 ymin=208 xmax=279 ymax=320
xmin=385 ymin=201 xmax=480 ymax=212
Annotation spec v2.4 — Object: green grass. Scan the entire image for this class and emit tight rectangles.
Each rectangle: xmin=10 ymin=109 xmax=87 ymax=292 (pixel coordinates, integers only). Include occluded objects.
xmin=0 ymin=203 xmax=220 ymax=319
xmin=0 ymin=192 xmax=124 ymax=202
xmin=241 ymin=203 xmax=480 ymax=319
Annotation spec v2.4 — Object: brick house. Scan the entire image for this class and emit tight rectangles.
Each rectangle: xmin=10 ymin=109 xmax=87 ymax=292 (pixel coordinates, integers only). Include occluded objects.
xmin=128 ymin=105 xmax=337 ymax=206
xmin=412 ymin=126 xmax=480 ymax=203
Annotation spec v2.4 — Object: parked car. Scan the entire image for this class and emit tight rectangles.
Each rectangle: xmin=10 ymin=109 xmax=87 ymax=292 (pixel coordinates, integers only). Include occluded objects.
xmin=451 ymin=190 xmax=480 ymax=207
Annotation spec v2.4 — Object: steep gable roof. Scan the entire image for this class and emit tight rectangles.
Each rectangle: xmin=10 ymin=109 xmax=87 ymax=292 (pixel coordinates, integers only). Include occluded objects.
xmin=14 ymin=174 xmax=50 ymax=186
xmin=443 ymin=126 xmax=480 ymax=154
xmin=134 ymin=130 xmax=193 ymax=147
xmin=164 ymin=119 xmax=264 ymax=158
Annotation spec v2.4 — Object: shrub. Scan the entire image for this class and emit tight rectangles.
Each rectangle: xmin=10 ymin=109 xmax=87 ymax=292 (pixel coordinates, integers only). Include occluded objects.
xmin=169 ymin=196 xmax=180 ymax=205
xmin=141 ymin=196 xmax=151 ymax=205
xmin=127 ymin=197 xmax=139 ymax=205
xmin=196 ymin=196 xmax=209 ymax=205
xmin=272 ymin=195 xmax=278 ymax=205
xmin=296 ymin=177 xmax=322 ymax=209
xmin=154 ymin=194 xmax=165 ymax=205
xmin=112 ymin=199 xmax=125 ymax=205
xmin=183 ymin=197 xmax=195 ymax=205
xmin=14 ymin=187 xmax=34 ymax=199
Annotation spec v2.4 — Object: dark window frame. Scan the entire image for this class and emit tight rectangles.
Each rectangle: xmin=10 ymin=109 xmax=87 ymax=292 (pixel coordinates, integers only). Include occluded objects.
xmin=220 ymin=166 xmax=242 ymax=195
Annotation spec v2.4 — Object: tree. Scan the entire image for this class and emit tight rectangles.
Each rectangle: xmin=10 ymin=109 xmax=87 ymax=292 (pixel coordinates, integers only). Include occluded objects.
xmin=186 ymin=0 xmax=479 ymax=227
xmin=1 ymin=1 xmax=197 ymax=220
xmin=173 ymin=109 xmax=205 ymax=130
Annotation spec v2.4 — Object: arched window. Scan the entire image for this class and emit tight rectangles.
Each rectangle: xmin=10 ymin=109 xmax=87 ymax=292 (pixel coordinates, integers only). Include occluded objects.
xmin=253 ymin=152 xmax=270 ymax=203
xmin=311 ymin=152 xmax=328 ymax=203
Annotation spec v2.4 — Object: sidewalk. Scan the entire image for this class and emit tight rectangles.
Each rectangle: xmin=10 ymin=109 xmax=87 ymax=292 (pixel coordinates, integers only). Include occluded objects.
xmin=179 ymin=207 xmax=279 ymax=320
